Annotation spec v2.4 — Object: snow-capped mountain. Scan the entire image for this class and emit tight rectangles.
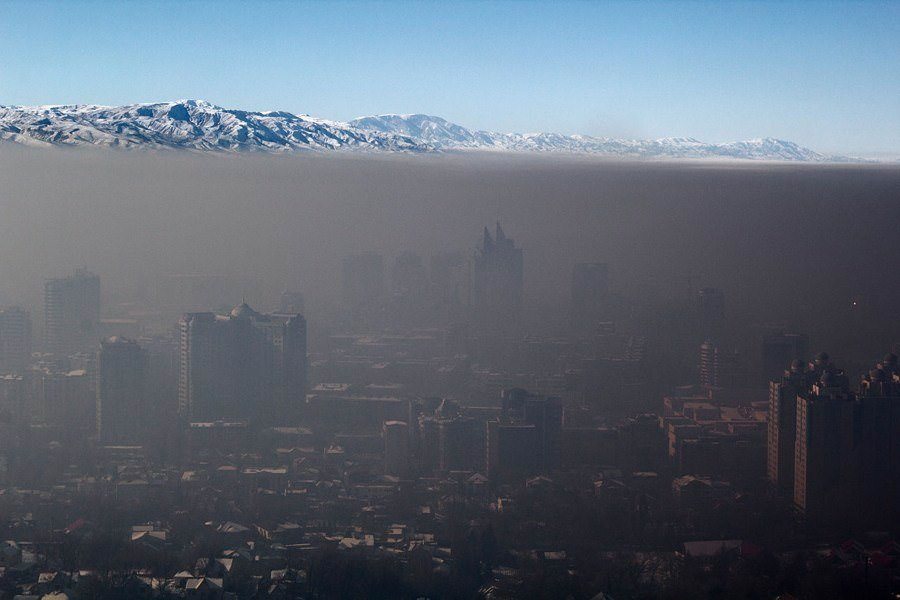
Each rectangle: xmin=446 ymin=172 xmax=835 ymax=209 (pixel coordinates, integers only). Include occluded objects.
xmin=0 ymin=100 xmax=425 ymax=152
xmin=350 ymin=114 xmax=832 ymax=161
xmin=0 ymin=100 xmax=843 ymax=161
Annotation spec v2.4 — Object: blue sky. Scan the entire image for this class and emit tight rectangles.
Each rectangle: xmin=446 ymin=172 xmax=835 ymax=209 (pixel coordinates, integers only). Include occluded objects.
xmin=0 ymin=1 xmax=898 ymax=154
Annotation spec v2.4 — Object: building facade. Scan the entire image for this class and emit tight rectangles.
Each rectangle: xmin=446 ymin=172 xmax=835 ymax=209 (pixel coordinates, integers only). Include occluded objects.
xmin=178 ymin=303 xmax=307 ymax=425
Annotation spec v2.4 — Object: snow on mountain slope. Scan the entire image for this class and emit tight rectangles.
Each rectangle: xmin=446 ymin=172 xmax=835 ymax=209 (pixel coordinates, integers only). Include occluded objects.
xmin=0 ymin=100 xmax=425 ymax=152
xmin=350 ymin=114 xmax=833 ymax=161
xmin=0 ymin=100 xmax=844 ymax=161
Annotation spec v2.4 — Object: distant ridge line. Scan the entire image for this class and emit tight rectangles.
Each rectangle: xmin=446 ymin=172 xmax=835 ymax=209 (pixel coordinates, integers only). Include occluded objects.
xmin=0 ymin=100 xmax=860 ymax=162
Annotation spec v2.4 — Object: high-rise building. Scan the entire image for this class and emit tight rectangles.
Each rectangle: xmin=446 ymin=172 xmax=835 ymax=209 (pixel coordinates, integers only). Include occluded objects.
xmin=178 ymin=303 xmax=307 ymax=425
xmin=472 ymin=223 xmax=523 ymax=322
xmin=383 ymin=420 xmax=410 ymax=477
xmin=767 ymin=359 xmax=813 ymax=494
xmin=0 ymin=307 xmax=32 ymax=375
xmin=96 ymin=337 xmax=146 ymax=444
xmin=571 ymin=262 xmax=610 ymax=329
xmin=793 ymin=357 xmax=854 ymax=519
xmin=855 ymin=354 xmax=900 ymax=524
xmin=699 ymin=340 xmax=741 ymax=388
xmin=44 ymin=268 xmax=100 ymax=355
xmin=766 ymin=352 xmax=900 ymax=527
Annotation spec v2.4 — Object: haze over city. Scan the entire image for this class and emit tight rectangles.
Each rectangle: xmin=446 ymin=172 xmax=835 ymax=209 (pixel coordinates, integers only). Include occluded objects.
xmin=0 ymin=1 xmax=898 ymax=599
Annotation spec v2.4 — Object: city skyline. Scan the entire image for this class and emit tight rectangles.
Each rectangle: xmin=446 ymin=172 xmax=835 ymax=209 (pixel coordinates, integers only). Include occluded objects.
xmin=0 ymin=3 xmax=897 ymax=596
xmin=1 ymin=1 xmax=898 ymax=155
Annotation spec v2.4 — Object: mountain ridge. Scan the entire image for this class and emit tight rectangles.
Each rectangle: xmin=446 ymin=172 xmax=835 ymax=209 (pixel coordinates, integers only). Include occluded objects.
xmin=0 ymin=100 xmax=855 ymax=161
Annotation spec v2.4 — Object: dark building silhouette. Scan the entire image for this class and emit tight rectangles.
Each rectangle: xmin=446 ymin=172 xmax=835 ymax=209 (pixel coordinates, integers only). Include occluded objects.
xmin=96 ymin=336 xmax=145 ymax=444
xmin=472 ymin=223 xmax=523 ymax=323
xmin=44 ymin=268 xmax=100 ymax=355
xmin=793 ymin=355 xmax=854 ymax=519
xmin=855 ymin=353 xmax=900 ymax=524
xmin=178 ymin=303 xmax=307 ymax=425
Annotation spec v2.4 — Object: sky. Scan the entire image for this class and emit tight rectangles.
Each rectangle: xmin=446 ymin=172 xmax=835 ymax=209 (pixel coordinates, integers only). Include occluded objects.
xmin=0 ymin=1 xmax=898 ymax=155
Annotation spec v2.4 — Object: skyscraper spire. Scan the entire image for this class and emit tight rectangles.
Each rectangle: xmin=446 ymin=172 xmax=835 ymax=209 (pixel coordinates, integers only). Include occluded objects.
xmin=482 ymin=226 xmax=494 ymax=252
xmin=496 ymin=221 xmax=506 ymax=243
